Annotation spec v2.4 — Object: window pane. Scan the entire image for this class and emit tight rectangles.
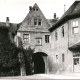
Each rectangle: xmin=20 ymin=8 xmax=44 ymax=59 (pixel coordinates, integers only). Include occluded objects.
xmin=73 ymin=27 xmax=78 ymax=34
xmin=73 ymin=22 xmax=75 ymax=27
xmin=34 ymin=19 xmax=37 ymax=25
xmin=38 ymin=19 xmax=42 ymax=25
xmin=23 ymin=34 xmax=29 ymax=43
xmin=36 ymin=8 xmax=38 ymax=11
xmin=62 ymin=54 xmax=64 ymax=62
xmin=45 ymin=35 xmax=49 ymax=43
xmin=23 ymin=34 xmax=29 ymax=38
xmin=76 ymin=21 xmax=78 ymax=26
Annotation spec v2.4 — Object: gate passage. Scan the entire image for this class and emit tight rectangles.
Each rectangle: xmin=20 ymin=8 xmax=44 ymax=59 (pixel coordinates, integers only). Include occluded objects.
xmin=32 ymin=52 xmax=48 ymax=74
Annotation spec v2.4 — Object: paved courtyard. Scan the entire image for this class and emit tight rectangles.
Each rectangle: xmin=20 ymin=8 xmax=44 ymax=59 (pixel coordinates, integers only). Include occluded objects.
xmin=0 ymin=73 xmax=80 ymax=79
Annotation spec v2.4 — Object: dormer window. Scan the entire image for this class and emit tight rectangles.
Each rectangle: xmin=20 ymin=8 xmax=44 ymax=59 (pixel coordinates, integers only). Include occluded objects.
xmin=72 ymin=21 xmax=78 ymax=34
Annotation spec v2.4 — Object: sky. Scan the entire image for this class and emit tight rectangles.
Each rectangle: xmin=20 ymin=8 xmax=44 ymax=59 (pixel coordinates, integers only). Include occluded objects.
xmin=0 ymin=0 xmax=75 ymax=23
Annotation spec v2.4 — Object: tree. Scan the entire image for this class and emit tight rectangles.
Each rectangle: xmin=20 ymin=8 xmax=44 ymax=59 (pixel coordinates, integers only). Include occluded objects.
xmin=0 ymin=40 xmax=20 ymax=76
xmin=23 ymin=47 xmax=34 ymax=75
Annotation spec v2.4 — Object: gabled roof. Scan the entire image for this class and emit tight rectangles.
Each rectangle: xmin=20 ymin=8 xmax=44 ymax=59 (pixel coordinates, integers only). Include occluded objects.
xmin=49 ymin=1 xmax=80 ymax=32
xmin=18 ymin=3 xmax=50 ymax=32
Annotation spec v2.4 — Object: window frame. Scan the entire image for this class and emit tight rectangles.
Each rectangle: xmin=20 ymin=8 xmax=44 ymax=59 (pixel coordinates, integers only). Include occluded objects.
xmin=34 ymin=18 xmax=42 ymax=26
xmin=34 ymin=19 xmax=37 ymax=25
xmin=35 ymin=38 xmax=42 ymax=46
xmin=23 ymin=34 xmax=29 ymax=43
xmin=62 ymin=54 xmax=64 ymax=62
xmin=38 ymin=19 xmax=42 ymax=25
xmin=72 ymin=21 xmax=79 ymax=34
xmin=45 ymin=35 xmax=50 ymax=43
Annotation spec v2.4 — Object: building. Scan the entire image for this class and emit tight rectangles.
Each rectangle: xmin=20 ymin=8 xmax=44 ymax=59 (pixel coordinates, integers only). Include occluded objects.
xmin=49 ymin=1 xmax=80 ymax=73
xmin=0 ymin=17 xmax=18 ymax=43
xmin=16 ymin=3 xmax=58 ymax=74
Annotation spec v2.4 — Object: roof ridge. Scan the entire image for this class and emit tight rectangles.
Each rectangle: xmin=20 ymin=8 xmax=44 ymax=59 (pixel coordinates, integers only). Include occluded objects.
xmin=49 ymin=1 xmax=80 ymax=32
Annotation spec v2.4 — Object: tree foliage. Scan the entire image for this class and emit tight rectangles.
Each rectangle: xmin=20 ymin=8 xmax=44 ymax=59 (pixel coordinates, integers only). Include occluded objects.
xmin=0 ymin=41 xmax=19 ymax=67
xmin=23 ymin=47 xmax=34 ymax=75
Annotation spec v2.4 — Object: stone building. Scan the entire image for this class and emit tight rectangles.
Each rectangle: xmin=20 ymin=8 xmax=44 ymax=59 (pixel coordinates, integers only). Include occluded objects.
xmin=49 ymin=1 xmax=80 ymax=73
xmin=16 ymin=3 xmax=58 ymax=74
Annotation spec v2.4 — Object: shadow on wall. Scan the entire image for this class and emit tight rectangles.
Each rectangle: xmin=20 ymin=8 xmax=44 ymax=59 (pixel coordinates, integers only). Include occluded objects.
xmin=48 ymin=57 xmax=66 ymax=74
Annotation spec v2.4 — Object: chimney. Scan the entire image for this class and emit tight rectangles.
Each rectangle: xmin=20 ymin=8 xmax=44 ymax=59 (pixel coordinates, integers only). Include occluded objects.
xmin=54 ymin=13 xmax=56 ymax=20
xmin=64 ymin=5 xmax=66 ymax=13
xmin=6 ymin=17 xmax=10 ymax=27
xmin=29 ymin=6 xmax=32 ymax=11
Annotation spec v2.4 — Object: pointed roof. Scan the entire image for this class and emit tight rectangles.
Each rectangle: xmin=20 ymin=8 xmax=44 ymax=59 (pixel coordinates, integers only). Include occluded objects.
xmin=33 ymin=3 xmax=38 ymax=8
xmin=49 ymin=1 xmax=80 ymax=32
xmin=18 ymin=3 xmax=50 ymax=32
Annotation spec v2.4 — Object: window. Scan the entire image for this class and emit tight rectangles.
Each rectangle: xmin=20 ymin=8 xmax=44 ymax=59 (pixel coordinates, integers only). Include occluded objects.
xmin=36 ymin=8 xmax=38 ymax=11
xmin=73 ymin=53 xmax=80 ymax=57
xmin=33 ymin=8 xmax=38 ymax=11
xmin=74 ymin=58 xmax=79 ymax=65
xmin=34 ymin=19 xmax=42 ymax=26
xmin=72 ymin=21 xmax=79 ymax=34
xmin=23 ymin=34 xmax=29 ymax=43
xmin=33 ymin=8 xmax=35 ymax=11
xmin=36 ymin=38 xmax=42 ymax=46
xmin=45 ymin=35 xmax=50 ymax=43
xmin=62 ymin=26 xmax=64 ymax=37
xmin=56 ymin=55 xmax=58 ymax=62
xmin=56 ymin=55 xmax=58 ymax=59
xmin=34 ymin=19 xmax=37 ymax=25
xmin=62 ymin=54 xmax=64 ymax=62
xmin=55 ymin=30 xmax=58 ymax=40
xmin=38 ymin=19 xmax=42 ymax=25
xmin=28 ymin=18 xmax=32 ymax=25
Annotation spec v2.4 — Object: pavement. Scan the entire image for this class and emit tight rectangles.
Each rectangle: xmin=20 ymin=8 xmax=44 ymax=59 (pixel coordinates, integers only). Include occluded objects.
xmin=0 ymin=73 xmax=80 ymax=79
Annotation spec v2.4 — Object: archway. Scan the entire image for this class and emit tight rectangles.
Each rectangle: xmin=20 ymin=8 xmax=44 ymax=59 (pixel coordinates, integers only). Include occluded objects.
xmin=32 ymin=52 xmax=48 ymax=74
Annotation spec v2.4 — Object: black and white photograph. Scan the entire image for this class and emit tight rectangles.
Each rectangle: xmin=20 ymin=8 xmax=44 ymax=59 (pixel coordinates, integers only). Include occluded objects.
xmin=0 ymin=0 xmax=80 ymax=79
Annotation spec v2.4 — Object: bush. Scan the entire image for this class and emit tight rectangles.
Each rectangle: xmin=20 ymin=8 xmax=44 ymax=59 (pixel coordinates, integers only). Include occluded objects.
xmin=0 ymin=40 xmax=20 ymax=76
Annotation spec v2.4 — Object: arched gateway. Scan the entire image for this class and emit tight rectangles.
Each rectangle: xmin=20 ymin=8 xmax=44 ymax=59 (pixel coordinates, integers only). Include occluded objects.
xmin=32 ymin=52 xmax=48 ymax=74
